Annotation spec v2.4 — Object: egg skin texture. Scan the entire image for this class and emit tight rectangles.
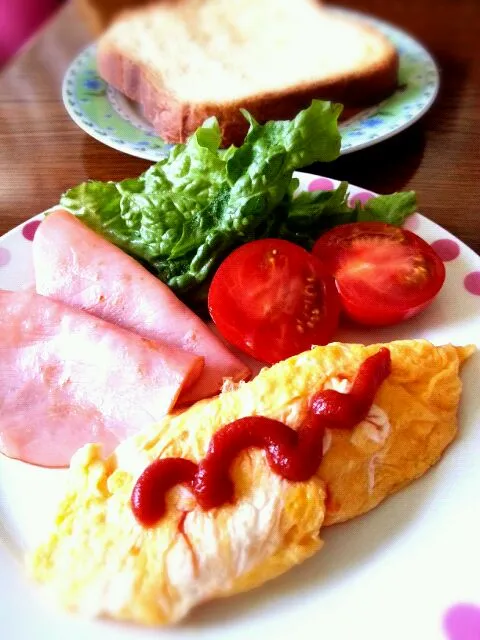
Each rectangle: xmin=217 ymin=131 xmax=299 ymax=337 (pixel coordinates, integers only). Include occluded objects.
xmin=317 ymin=341 xmax=474 ymax=524
xmin=29 ymin=340 xmax=474 ymax=626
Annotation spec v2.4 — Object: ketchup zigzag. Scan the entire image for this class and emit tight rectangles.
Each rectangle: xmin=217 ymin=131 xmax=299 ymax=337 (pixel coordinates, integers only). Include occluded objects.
xmin=132 ymin=348 xmax=391 ymax=527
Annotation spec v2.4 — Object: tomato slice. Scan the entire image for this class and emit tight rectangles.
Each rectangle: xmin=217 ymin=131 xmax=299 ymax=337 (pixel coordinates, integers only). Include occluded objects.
xmin=208 ymin=239 xmax=340 ymax=364
xmin=312 ymin=222 xmax=446 ymax=326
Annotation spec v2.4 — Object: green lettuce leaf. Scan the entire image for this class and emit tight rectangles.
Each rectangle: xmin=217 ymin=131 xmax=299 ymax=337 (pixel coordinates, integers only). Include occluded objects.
xmin=60 ymin=100 xmax=342 ymax=296
xmin=278 ymin=184 xmax=417 ymax=248
xmin=357 ymin=191 xmax=417 ymax=225
xmin=240 ymin=100 xmax=343 ymax=172
xmin=59 ymin=100 xmax=416 ymax=304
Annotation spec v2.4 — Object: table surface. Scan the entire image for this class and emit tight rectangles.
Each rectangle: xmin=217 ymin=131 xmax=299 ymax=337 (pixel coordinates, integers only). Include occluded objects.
xmin=0 ymin=0 xmax=479 ymax=252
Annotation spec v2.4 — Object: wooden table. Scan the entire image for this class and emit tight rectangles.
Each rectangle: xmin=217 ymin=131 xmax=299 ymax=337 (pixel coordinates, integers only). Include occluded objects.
xmin=0 ymin=0 xmax=479 ymax=252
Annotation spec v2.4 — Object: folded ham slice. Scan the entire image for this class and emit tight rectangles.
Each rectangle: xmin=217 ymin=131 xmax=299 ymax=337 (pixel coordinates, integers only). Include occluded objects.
xmin=0 ymin=289 xmax=203 ymax=467
xmin=33 ymin=209 xmax=250 ymax=404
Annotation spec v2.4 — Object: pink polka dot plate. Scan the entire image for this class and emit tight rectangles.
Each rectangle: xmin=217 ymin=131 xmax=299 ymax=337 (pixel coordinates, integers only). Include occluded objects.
xmin=0 ymin=173 xmax=478 ymax=640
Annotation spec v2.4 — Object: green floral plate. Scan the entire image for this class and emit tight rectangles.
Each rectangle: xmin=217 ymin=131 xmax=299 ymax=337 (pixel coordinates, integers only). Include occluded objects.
xmin=62 ymin=7 xmax=439 ymax=161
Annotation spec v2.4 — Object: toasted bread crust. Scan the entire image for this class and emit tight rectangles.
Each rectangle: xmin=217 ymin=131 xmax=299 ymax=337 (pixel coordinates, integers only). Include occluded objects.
xmin=97 ymin=15 xmax=398 ymax=147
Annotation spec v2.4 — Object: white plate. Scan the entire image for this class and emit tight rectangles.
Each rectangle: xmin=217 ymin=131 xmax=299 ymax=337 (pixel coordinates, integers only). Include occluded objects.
xmin=62 ymin=7 xmax=439 ymax=160
xmin=1 ymin=173 xmax=479 ymax=640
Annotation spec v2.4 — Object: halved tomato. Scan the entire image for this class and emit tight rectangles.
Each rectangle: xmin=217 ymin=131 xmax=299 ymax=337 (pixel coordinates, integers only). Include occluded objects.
xmin=208 ymin=239 xmax=340 ymax=364
xmin=312 ymin=222 xmax=446 ymax=326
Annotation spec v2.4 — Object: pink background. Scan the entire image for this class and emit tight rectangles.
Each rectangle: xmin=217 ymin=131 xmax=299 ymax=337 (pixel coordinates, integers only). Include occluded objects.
xmin=0 ymin=0 xmax=63 ymax=67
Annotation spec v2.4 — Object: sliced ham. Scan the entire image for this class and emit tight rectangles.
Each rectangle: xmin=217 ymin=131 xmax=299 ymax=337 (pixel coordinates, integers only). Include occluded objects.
xmin=33 ymin=209 xmax=250 ymax=404
xmin=0 ymin=289 xmax=203 ymax=467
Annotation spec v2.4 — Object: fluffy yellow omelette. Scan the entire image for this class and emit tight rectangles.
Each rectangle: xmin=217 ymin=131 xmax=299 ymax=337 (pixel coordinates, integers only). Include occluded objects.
xmin=29 ymin=340 xmax=474 ymax=625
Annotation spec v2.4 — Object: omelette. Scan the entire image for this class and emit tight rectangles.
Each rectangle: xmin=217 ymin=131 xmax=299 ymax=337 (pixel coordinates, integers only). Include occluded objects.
xmin=29 ymin=340 xmax=474 ymax=625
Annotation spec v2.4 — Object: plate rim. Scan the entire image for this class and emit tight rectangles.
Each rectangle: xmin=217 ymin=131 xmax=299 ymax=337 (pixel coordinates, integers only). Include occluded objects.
xmin=331 ymin=6 xmax=440 ymax=154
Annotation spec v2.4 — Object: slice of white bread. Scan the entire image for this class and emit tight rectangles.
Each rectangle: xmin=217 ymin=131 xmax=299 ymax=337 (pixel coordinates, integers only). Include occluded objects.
xmin=97 ymin=0 xmax=398 ymax=146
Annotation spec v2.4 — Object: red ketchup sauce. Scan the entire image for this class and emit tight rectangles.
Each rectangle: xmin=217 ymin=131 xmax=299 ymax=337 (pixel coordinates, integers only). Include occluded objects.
xmin=131 ymin=348 xmax=391 ymax=527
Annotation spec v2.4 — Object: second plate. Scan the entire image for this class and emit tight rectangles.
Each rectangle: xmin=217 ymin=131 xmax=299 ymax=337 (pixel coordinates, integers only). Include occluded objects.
xmin=62 ymin=8 xmax=440 ymax=161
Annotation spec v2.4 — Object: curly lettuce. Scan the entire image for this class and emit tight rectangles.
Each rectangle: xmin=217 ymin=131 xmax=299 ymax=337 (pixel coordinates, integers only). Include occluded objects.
xmin=60 ymin=100 xmax=416 ymax=301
